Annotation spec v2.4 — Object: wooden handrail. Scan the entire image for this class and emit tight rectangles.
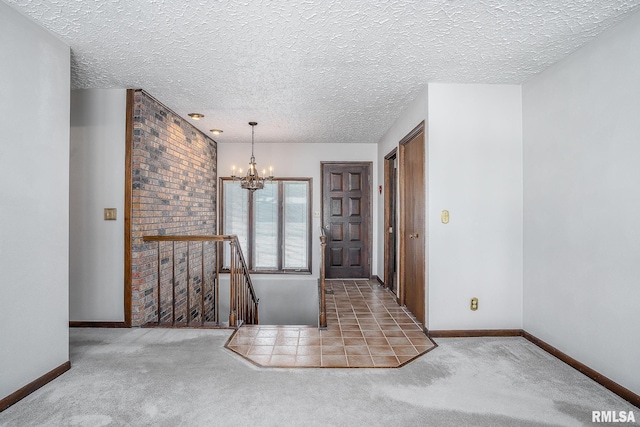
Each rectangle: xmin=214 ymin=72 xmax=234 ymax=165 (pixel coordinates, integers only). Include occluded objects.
xmin=142 ymin=234 xmax=259 ymax=328
xmin=144 ymin=235 xmax=239 ymax=242
xmin=319 ymin=228 xmax=327 ymax=329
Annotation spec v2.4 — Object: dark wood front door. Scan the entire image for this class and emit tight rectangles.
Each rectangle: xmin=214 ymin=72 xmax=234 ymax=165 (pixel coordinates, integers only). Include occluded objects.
xmin=322 ymin=162 xmax=372 ymax=278
xmin=399 ymin=123 xmax=426 ymax=326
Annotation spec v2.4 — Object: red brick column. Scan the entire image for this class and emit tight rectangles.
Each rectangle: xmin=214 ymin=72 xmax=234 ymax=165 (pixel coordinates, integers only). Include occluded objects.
xmin=130 ymin=90 xmax=217 ymax=326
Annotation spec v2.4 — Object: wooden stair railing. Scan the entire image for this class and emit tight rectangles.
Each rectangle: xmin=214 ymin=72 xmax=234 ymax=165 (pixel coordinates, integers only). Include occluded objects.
xmin=142 ymin=235 xmax=259 ymax=328
xmin=319 ymin=228 xmax=327 ymax=329
xmin=227 ymin=236 xmax=259 ymax=327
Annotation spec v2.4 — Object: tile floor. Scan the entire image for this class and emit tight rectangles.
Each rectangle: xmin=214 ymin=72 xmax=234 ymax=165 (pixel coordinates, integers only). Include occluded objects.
xmin=225 ymin=279 xmax=436 ymax=368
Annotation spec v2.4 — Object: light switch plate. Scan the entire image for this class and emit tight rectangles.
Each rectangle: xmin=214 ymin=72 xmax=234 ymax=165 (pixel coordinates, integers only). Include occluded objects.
xmin=104 ymin=208 xmax=117 ymax=220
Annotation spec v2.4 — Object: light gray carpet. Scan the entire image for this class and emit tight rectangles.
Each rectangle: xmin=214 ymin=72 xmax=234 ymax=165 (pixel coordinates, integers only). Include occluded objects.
xmin=0 ymin=328 xmax=637 ymax=426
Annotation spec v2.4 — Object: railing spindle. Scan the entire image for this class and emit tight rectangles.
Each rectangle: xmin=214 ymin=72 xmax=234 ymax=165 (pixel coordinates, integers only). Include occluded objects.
xmin=241 ymin=277 xmax=246 ymax=324
xmin=157 ymin=241 xmax=161 ymax=324
xmin=235 ymin=249 xmax=239 ymax=324
xmin=172 ymin=241 xmax=176 ymax=326
xmin=186 ymin=242 xmax=190 ymax=326
xmin=201 ymin=242 xmax=205 ymax=326
xmin=229 ymin=239 xmax=237 ymax=327
xmin=238 ymin=251 xmax=242 ymax=323
xmin=215 ymin=241 xmax=220 ymax=325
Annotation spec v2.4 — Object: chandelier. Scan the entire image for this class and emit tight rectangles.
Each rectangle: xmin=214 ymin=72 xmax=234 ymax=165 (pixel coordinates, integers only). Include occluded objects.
xmin=231 ymin=122 xmax=273 ymax=191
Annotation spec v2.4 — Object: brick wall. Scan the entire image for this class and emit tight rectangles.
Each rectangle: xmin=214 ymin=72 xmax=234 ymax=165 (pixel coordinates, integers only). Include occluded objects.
xmin=131 ymin=90 xmax=217 ymax=326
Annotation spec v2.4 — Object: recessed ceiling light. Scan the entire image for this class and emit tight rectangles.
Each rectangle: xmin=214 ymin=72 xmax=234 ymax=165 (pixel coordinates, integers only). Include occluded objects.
xmin=210 ymin=129 xmax=223 ymax=135
xmin=188 ymin=113 xmax=204 ymax=120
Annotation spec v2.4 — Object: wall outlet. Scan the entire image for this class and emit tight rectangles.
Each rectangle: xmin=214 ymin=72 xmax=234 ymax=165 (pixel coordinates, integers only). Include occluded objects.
xmin=470 ymin=297 xmax=478 ymax=311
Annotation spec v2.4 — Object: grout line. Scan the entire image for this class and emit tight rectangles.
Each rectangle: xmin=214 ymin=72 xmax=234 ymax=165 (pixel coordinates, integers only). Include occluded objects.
xmin=229 ymin=278 xmax=434 ymax=368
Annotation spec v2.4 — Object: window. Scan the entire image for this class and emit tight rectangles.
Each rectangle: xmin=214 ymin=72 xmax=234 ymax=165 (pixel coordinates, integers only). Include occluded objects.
xmin=221 ymin=178 xmax=311 ymax=273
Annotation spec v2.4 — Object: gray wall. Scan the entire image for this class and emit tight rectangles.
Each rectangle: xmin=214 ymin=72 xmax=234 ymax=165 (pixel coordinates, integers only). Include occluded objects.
xmin=219 ymin=276 xmax=318 ymax=326
xmin=376 ymin=84 xmax=523 ymax=331
xmin=428 ymin=84 xmax=523 ymax=330
xmin=0 ymin=2 xmax=70 ymax=400
xmin=523 ymin=10 xmax=640 ymax=394
xmin=69 ymin=89 xmax=127 ymax=322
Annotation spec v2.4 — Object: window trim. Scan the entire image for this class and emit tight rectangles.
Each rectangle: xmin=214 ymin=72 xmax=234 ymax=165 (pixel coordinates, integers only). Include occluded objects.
xmin=219 ymin=177 xmax=312 ymax=274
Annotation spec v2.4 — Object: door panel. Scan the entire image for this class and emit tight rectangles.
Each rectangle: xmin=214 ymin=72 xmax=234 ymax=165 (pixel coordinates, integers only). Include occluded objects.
xmin=322 ymin=162 xmax=372 ymax=278
xmin=330 ymin=223 xmax=344 ymax=241
xmin=331 ymin=198 xmax=343 ymax=216
xmin=399 ymin=123 xmax=426 ymax=326
xmin=330 ymin=248 xmax=343 ymax=266
xmin=348 ymin=173 xmax=361 ymax=191
xmin=348 ymin=223 xmax=361 ymax=241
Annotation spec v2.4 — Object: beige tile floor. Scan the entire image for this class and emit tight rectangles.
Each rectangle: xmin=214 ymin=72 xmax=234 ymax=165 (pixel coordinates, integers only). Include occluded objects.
xmin=225 ymin=279 xmax=435 ymax=368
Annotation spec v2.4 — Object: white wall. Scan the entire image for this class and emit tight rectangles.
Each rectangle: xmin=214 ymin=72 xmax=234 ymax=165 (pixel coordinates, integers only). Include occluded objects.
xmin=523 ymin=10 xmax=640 ymax=394
xmin=218 ymin=276 xmax=318 ymax=326
xmin=0 ymin=2 xmax=70 ymax=400
xmin=428 ymin=83 xmax=523 ymax=330
xmin=376 ymin=84 xmax=523 ymax=331
xmin=69 ymin=89 xmax=127 ymax=322
xmin=217 ymin=142 xmax=378 ymax=278
xmin=376 ymin=86 xmax=429 ymax=324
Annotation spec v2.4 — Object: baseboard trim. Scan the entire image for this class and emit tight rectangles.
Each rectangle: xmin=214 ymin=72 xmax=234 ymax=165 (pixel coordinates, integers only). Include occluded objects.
xmin=521 ymin=331 xmax=640 ymax=409
xmin=429 ymin=329 xmax=522 ymax=338
xmin=428 ymin=328 xmax=639 ymax=409
xmin=0 ymin=361 xmax=70 ymax=412
xmin=69 ymin=321 xmax=128 ymax=328
xmin=373 ymin=275 xmax=385 ymax=287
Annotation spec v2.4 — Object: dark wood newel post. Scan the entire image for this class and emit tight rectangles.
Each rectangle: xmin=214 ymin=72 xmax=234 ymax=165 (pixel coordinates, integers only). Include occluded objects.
xmin=229 ymin=239 xmax=237 ymax=328
xmin=319 ymin=233 xmax=327 ymax=329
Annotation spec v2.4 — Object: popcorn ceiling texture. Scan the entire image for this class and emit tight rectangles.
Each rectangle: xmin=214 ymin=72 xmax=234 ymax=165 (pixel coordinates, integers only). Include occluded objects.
xmin=6 ymin=1 xmax=640 ymax=144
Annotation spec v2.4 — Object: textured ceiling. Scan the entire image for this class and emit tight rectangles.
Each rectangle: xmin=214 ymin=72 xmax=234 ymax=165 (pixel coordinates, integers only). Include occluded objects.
xmin=5 ymin=0 xmax=640 ymax=144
